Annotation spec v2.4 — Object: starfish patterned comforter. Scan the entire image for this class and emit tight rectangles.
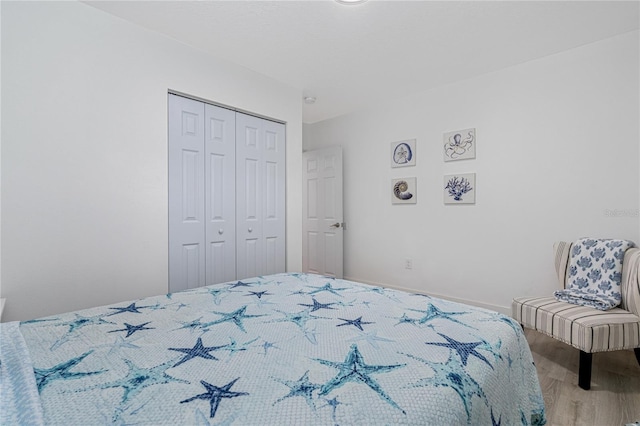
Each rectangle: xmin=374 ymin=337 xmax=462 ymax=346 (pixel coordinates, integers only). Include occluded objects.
xmin=1 ymin=273 xmax=545 ymax=425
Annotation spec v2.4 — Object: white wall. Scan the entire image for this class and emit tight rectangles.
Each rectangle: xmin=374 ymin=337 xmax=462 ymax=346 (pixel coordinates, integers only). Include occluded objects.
xmin=1 ymin=1 xmax=303 ymax=322
xmin=304 ymin=31 xmax=640 ymax=314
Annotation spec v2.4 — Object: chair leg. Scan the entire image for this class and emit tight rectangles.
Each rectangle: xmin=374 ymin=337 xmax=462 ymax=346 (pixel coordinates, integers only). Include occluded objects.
xmin=635 ymin=348 xmax=640 ymax=366
xmin=578 ymin=351 xmax=592 ymax=390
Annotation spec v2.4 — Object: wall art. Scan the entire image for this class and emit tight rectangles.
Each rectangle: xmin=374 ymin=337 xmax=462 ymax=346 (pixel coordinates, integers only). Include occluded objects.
xmin=443 ymin=128 xmax=475 ymax=162
xmin=390 ymin=139 xmax=416 ymax=167
xmin=392 ymin=177 xmax=417 ymax=204
xmin=444 ymin=173 xmax=475 ymax=204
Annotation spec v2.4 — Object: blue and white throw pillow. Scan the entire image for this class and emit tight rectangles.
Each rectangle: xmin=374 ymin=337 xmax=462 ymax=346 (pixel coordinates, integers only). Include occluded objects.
xmin=554 ymin=238 xmax=635 ymax=310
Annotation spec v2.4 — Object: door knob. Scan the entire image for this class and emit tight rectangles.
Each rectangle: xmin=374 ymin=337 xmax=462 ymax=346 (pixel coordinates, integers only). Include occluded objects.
xmin=248 ymin=227 xmax=253 ymax=233
xmin=218 ymin=229 xmax=224 ymax=235
xmin=330 ymin=222 xmax=341 ymax=228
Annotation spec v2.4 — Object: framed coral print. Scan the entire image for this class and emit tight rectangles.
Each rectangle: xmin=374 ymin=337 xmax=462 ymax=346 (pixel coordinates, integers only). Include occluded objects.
xmin=443 ymin=128 xmax=475 ymax=162
xmin=444 ymin=173 xmax=475 ymax=204
xmin=392 ymin=177 xmax=417 ymax=204
xmin=391 ymin=139 xmax=416 ymax=167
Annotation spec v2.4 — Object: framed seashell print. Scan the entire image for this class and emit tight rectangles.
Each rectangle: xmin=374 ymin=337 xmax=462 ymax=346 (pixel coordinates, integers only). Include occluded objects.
xmin=390 ymin=139 xmax=416 ymax=167
xmin=391 ymin=177 xmax=417 ymax=204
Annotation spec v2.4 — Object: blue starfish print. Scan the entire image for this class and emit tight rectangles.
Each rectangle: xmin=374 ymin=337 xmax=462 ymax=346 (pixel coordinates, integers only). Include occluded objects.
xmin=51 ymin=313 xmax=114 ymax=350
xmin=314 ymin=344 xmax=406 ymax=413
xmin=34 ymin=350 xmax=103 ymax=392
xmin=205 ymin=287 xmax=236 ymax=305
xmin=334 ymin=299 xmax=356 ymax=308
xmin=361 ymin=287 xmax=401 ymax=302
xmin=408 ymin=303 xmax=472 ymax=328
xmin=393 ymin=313 xmax=420 ymax=327
xmin=270 ymin=308 xmax=326 ymax=330
xmin=181 ymin=378 xmax=249 ymax=419
xmin=229 ymin=280 xmax=253 ymax=289
xmin=251 ymin=296 xmax=276 ymax=309
xmin=288 ymin=272 xmax=311 ymax=282
xmin=175 ymin=317 xmax=206 ymax=333
xmin=106 ymin=302 xmax=151 ymax=316
xmin=222 ymin=337 xmax=259 ymax=359
xmin=306 ymin=282 xmax=349 ymax=297
xmin=478 ymin=338 xmax=503 ymax=363
xmin=95 ymin=335 xmax=142 ymax=356
xmin=273 ymin=371 xmax=321 ymax=409
xmin=425 ymin=333 xmax=493 ymax=369
xmin=403 ymin=351 xmax=486 ymax=420
xmin=298 ymin=297 xmax=338 ymax=312
xmin=94 ymin=358 xmax=188 ymax=421
xmin=108 ymin=321 xmax=154 ymax=338
xmin=168 ymin=337 xmax=228 ymax=367
xmin=145 ymin=302 xmax=167 ymax=311
xmin=336 ymin=316 xmax=374 ymax=331
xmin=347 ymin=329 xmax=395 ymax=349
xmin=288 ymin=289 xmax=308 ymax=297
xmin=303 ymin=325 xmax=320 ymax=345
xmin=58 ymin=314 xmax=112 ymax=333
xmin=20 ymin=317 xmax=60 ymax=325
xmin=269 ymin=309 xmax=327 ymax=343
xmin=174 ymin=302 xmax=189 ymax=311
xmin=478 ymin=312 xmax=523 ymax=336
xmin=321 ymin=396 xmax=347 ymax=425
xmin=262 ymin=340 xmax=279 ymax=356
xmin=244 ymin=290 xmax=272 ymax=299
xmin=203 ymin=306 xmax=265 ymax=333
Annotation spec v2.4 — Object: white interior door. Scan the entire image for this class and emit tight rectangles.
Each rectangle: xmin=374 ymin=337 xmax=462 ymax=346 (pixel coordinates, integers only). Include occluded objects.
xmin=168 ymin=94 xmax=206 ymax=292
xmin=302 ymin=146 xmax=344 ymax=278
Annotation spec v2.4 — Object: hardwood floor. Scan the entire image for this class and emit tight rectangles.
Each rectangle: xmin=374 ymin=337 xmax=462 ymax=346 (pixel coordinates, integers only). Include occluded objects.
xmin=524 ymin=329 xmax=640 ymax=426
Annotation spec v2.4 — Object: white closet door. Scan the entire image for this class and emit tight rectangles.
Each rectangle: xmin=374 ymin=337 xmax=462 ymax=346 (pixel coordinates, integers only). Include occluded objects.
xmin=168 ymin=94 xmax=205 ymax=292
xmin=205 ymin=104 xmax=236 ymax=285
xmin=236 ymin=113 xmax=263 ymax=279
xmin=236 ymin=113 xmax=286 ymax=279
xmin=261 ymin=119 xmax=286 ymax=276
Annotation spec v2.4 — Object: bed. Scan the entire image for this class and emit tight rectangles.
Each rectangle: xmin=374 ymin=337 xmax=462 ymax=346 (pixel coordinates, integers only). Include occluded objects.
xmin=1 ymin=273 xmax=545 ymax=425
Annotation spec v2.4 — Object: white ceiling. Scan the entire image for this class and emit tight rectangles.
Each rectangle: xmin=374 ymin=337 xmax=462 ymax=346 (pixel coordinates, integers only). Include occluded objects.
xmin=86 ymin=1 xmax=639 ymax=124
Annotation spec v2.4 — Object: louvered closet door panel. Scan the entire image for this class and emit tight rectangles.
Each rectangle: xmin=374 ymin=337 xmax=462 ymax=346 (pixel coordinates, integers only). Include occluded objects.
xmin=236 ymin=113 xmax=263 ymax=279
xmin=261 ymin=119 xmax=286 ymax=275
xmin=205 ymin=104 xmax=236 ymax=285
xmin=168 ymin=94 xmax=206 ymax=292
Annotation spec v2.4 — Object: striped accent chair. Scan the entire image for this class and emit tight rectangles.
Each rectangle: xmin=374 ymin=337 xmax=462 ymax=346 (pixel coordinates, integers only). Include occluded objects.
xmin=512 ymin=241 xmax=640 ymax=390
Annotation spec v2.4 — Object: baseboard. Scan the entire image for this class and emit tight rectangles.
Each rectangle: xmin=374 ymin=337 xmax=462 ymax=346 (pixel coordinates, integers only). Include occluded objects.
xmin=343 ymin=275 xmax=511 ymax=316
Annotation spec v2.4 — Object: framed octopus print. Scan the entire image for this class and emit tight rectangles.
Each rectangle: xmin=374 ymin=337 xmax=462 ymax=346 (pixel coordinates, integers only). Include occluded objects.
xmin=443 ymin=128 xmax=475 ymax=162
xmin=390 ymin=139 xmax=416 ymax=167
xmin=392 ymin=177 xmax=417 ymax=204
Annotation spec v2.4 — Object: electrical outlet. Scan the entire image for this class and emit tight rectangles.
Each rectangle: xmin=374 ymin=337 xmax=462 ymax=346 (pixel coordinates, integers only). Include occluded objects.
xmin=404 ymin=259 xmax=413 ymax=270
